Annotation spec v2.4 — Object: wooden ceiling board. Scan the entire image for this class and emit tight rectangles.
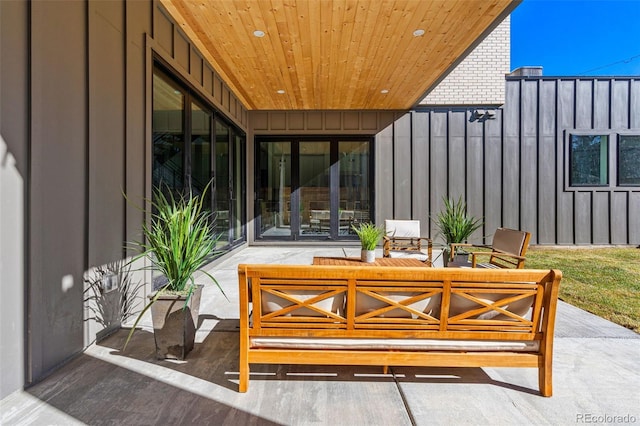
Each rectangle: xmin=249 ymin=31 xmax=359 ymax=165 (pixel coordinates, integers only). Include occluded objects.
xmin=160 ymin=0 xmax=518 ymax=110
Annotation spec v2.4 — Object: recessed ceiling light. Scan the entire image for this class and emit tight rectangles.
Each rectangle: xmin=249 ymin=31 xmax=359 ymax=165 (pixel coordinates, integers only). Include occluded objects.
xmin=253 ymin=30 xmax=265 ymax=38
xmin=380 ymin=89 xmax=389 ymax=94
xmin=413 ymin=29 xmax=425 ymax=37
xmin=277 ymin=90 xmax=286 ymax=94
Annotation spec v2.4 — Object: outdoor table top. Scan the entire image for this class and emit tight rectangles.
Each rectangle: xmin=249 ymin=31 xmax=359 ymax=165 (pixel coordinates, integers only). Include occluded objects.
xmin=312 ymin=256 xmax=428 ymax=267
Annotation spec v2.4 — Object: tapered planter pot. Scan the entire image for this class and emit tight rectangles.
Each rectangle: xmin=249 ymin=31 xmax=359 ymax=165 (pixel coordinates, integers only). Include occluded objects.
xmin=149 ymin=284 xmax=203 ymax=360
xmin=444 ymin=249 xmax=470 ymax=267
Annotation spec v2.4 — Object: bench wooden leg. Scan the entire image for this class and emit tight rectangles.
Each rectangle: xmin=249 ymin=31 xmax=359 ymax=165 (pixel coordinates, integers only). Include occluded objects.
xmin=239 ymin=362 xmax=249 ymax=393
xmin=239 ymin=341 xmax=249 ymax=392
xmin=538 ymin=357 xmax=553 ymax=397
xmin=383 ymin=365 xmax=389 ymax=375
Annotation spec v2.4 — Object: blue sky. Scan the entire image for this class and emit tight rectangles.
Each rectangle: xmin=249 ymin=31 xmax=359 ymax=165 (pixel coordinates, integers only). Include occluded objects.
xmin=511 ymin=0 xmax=640 ymax=76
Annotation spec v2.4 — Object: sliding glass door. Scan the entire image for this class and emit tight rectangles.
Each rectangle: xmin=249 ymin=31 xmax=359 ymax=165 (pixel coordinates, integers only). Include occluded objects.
xmin=256 ymin=137 xmax=373 ymax=241
xmin=300 ymin=141 xmax=331 ymax=237
xmin=257 ymin=141 xmax=292 ymax=238
xmin=152 ymin=62 xmax=246 ymax=254
xmin=212 ymin=120 xmax=245 ymax=247
xmin=214 ymin=119 xmax=230 ymax=246
xmin=190 ymin=100 xmax=212 ymax=205
xmin=339 ymin=140 xmax=371 ymax=227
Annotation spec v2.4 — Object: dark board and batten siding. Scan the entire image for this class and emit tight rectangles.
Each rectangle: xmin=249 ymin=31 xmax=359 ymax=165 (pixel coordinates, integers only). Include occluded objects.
xmin=376 ymin=77 xmax=640 ymax=245
xmin=0 ymin=0 xmax=249 ymax=396
xmin=250 ymin=110 xmax=401 ymax=134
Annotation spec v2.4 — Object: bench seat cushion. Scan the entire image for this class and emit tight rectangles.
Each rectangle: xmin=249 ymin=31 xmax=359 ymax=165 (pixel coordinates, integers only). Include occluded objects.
xmin=250 ymin=337 xmax=539 ymax=352
xmin=388 ymin=251 xmax=429 ymax=262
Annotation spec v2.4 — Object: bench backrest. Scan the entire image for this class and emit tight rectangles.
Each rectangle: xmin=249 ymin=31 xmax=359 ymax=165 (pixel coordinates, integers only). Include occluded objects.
xmin=239 ymin=265 xmax=561 ymax=342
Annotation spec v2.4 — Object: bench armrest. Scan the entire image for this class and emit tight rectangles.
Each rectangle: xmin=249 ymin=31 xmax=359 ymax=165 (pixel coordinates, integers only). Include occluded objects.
xmin=449 ymin=243 xmax=492 ymax=260
xmin=470 ymin=250 xmax=526 ymax=267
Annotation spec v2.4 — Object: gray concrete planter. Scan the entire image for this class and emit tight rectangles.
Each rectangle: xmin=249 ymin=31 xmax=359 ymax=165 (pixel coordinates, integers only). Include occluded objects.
xmin=361 ymin=249 xmax=376 ymax=263
xmin=444 ymin=249 xmax=470 ymax=267
xmin=149 ymin=284 xmax=203 ymax=360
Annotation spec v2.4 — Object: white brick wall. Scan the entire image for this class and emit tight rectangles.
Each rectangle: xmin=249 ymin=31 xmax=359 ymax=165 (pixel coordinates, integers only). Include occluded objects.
xmin=419 ymin=16 xmax=510 ymax=106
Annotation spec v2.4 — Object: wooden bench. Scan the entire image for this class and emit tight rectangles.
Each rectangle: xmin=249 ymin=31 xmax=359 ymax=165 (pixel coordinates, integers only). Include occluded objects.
xmin=238 ymin=265 xmax=561 ymax=396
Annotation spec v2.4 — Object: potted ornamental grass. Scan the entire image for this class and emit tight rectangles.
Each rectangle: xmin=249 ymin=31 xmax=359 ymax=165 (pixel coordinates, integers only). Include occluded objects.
xmin=434 ymin=196 xmax=483 ymax=265
xmin=352 ymin=222 xmax=385 ymax=263
xmin=123 ymin=183 xmax=225 ymax=359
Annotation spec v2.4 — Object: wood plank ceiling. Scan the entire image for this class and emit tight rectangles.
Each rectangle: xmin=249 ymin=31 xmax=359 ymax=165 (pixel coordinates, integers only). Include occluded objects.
xmin=160 ymin=0 xmax=518 ymax=110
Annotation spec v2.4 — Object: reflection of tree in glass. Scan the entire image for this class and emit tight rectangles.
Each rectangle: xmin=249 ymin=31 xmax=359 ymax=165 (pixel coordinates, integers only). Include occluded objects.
xmin=570 ymin=135 xmax=608 ymax=185
xmin=619 ymin=135 xmax=640 ymax=185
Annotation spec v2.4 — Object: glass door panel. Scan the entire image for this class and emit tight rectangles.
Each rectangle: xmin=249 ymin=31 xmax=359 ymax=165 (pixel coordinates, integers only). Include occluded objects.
xmin=152 ymin=70 xmax=185 ymax=196
xmin=299 ymin=141 xmax=330 ymax=237
xmin=215 ymin=119 xmax=230 ymax=246
xmin=258 ymin=142 xmax=292 ymax=237
xmin=339 ymin=141 xmax=371 ymax=235
xmin=190 ymin=101 xmax=211 ymax=207
xmin=231 ymin=132 xmax=244 ymax=242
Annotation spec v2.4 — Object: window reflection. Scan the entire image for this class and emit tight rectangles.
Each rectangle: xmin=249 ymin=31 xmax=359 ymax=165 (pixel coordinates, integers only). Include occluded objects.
xmin=152 ymin=70 xmax=185 ymax=196
xmin=570 ymin=134 xmax=608 ymax=186
xmin=300 ymin=142 xmax=330 ymax=236
xmin=339 ymin=141 xmax=370 ymax=235
xmin=152 ymin=64 xmax=246 ymax=252
xmin=618 ymin=135 xmax=640 ymax=186
xmin=215 ymin=119 xmax=230 ymax=245
xmin=191 ymin=101 xmax=211 ymax=203
xmin=257 ymin=139 xmax=371 ymax=239
xmin=258 ymin=142 xmax=292 ymax=237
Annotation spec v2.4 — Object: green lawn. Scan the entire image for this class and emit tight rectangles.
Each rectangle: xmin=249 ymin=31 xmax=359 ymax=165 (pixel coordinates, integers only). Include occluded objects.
xmin=525 ymin=246 xmax=640 ymax=333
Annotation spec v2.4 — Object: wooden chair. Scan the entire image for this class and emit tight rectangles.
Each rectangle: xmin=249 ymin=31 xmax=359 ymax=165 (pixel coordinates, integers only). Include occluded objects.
xmin=383 ymin=220 xmax=433 ymax=266
xmin=450 ymin=227 xmax=531 ymax=269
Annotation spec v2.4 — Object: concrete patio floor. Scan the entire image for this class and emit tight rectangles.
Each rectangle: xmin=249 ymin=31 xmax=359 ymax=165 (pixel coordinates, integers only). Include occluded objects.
xmin=2 ymin=246 xmax=639 ymax=425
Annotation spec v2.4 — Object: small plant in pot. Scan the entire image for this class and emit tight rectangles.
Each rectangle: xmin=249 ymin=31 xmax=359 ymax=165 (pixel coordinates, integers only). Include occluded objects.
xmin=434 ymin=196 xmax=483 ymax=265
xmin=352 ymin=222 xmax=385 ymax=263
xmin=123 ymin=183 xmax=225 ymax=360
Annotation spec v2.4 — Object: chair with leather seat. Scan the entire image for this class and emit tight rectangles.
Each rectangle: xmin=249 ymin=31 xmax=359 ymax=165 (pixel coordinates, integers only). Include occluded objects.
xmin=450 ymin=227 xmax=531 ymax=269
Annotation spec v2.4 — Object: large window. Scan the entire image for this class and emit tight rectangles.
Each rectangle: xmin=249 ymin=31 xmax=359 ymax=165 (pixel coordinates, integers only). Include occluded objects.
xmin=618 ymin=135 xmax=640 ymax=186
xmin=152 ymin=61 xmax=246 ymax=251
xmin=569 ymin=135 xmax=608 ymax=186
xmin=567 ymin=131 xmax=640 ymax=189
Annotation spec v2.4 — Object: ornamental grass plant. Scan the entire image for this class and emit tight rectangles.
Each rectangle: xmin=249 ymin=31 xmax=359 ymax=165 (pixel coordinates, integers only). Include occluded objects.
xmin=123 ymin=183 xmax=224 ymax=349
xmin=136 ymin=185 xmax=221 ymax=294
xmin=352 ymin=222 xmax=385 ymax=250
xmin=434 ymin=196 xmax=483 ymax=245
